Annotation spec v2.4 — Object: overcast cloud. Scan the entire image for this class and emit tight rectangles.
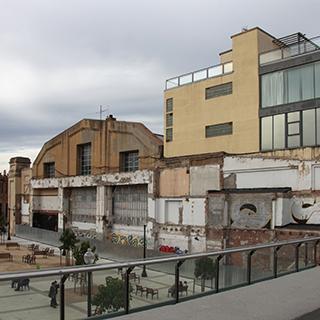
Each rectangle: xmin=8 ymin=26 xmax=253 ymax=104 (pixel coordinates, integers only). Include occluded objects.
xmin=0 ymin=0 xmax=319 ymax=172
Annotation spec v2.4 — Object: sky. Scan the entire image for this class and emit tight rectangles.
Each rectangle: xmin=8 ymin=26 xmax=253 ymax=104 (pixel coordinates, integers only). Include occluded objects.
xmin=0 ymin=0 xmax=319 ymax=172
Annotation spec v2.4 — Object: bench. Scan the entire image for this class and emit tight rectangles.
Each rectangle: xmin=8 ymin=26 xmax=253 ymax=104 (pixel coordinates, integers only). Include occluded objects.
xmin=0 ymin=252 xmax=13 ymax=261
xmin=121 ymin=272 xmax=140 ymax=283
xmin=135 ymin=284 xmax=147 ymax=296
xmin=146 ymin=287 xmax=159 ymax=299
xmin=168 ymin=283 xmax=188 ymax=297
xmin=6 ymin=242 xmax=20 ymax=250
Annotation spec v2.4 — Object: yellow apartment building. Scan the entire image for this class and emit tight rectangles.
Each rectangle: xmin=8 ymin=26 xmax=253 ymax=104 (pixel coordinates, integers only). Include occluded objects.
xmin=164 ymin=27 xmax=320 ymax=158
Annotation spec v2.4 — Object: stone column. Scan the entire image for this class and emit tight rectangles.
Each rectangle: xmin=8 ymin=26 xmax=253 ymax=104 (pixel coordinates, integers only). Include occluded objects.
xmin=96 ymin=186 xmax=107 ymax=238
xmin=58 ymin=187 xmax=71 ymax=231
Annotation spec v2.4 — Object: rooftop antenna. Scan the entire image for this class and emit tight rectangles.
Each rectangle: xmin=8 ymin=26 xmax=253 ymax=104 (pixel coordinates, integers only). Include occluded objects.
xmin=242 ymin=26 xmax=248 ymax=32
xmin=99 ymin=105 xmax=109 ymax=120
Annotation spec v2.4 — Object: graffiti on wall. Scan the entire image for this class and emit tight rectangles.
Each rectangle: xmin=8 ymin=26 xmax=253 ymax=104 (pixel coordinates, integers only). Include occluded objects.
xmin=291 ymin=197 xmax=320 ymax=224
xmin=111 ymin=233 xmax=144 ymax=247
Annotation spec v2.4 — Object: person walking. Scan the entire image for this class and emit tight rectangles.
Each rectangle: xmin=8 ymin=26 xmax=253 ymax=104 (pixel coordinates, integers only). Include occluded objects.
xmin=48 ymin=281 xmax=59 ymax=308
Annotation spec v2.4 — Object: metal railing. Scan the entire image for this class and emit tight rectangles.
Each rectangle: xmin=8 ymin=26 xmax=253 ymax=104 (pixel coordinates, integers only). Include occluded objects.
xmin=259 ymin=36 xmax=320 ymax=65
xmin=0 ymin=236 xmax=319 ymax=319
xmin=165 ymin=61 xmax=233 ymax=90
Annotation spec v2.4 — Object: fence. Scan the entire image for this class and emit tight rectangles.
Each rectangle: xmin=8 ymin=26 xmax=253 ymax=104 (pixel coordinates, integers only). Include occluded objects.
xmin=0 ymin=236 xmax=319 ymax=319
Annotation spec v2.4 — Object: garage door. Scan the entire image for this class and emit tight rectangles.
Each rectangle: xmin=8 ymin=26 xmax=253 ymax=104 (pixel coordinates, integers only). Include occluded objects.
xmin=113 ymin=184 xmax=147 ymax=226
xmin=70 ymin=187 xmax=96 ymax=223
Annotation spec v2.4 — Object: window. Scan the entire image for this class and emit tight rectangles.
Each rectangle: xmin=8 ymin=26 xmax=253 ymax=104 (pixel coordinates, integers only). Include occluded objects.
xmin=261 ymin=117 xmax=272 ymax=150
xmin=287 ymin=112 xmax=301 ymax=148
xmin=261 ymin=108 xmax=320 ymax=151
xmin=166 ymin=98 xmax=173 ymax=112
xmin=165 ymin=98 xmax=173 ymax=142
xmin=44 ymin=162 xmax=55 ymax=178
xmin=78 ymin=143 xmax=91 ymax=175
xmin=205 ymin=82 xmax=232 ymax=100
xmin=166 ymin=128 xmax=173 ymax=142
xmin=261 ymin=62 xmax=320 ymax=108
xmin=303 ymin=109 xmax=316 ymax=146
xmin=205 ymin=122 xmax=233 ymax=138
xmin=120 ymin=151 xmax=139 ymax=172
xmin=166 ymin=113 xmax=173 ymax=127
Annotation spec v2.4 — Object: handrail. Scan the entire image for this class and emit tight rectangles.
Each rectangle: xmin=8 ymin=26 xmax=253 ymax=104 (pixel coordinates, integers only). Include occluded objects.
xmin=1 ymin=236 xmax=319 ymax=281
xmin=259 ymin=35 xmax=320 ymax=65
xmin=165 ymin=61 xmax=233 ymax=90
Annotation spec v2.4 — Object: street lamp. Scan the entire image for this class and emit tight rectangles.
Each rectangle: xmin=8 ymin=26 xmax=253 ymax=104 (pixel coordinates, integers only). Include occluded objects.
xmin=141 ymin=224 xmax=147 ymax=277
xmin=84 ymin=248 xmax=95 ymax=317
xmin=84 ymin=248 xmax=95 ymax=265
xmin=7 ymin=209 xmax=11 ymax=241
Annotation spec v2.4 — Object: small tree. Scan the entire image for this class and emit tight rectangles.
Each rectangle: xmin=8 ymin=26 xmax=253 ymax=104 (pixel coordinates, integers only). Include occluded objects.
xmin=59 ymin=228 xmax=79 ymax=266
xmin=92 ymin=277 xmax=127 ymax=314
xmin=73 ymin=241 xmax=98 ymax=265
xmin=194 ymin=257 xmax=216 ymax=292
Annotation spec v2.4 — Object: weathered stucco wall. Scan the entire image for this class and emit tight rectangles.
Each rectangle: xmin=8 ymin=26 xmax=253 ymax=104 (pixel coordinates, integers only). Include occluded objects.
xmin=159 ymin=167 xmax=189 ymax=197
xmin=32 ymin=118 xmax=162 ymax=178
xmin=190 ymin=165 xmax=220 ymax=196
xmin=224 ymin=156 xmax=318 ymax=191
xmin=155 ymin=198 xmax=205 ymax=226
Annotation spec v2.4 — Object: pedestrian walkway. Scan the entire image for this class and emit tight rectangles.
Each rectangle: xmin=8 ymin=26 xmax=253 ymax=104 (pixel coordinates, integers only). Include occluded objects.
xmin=116 ymin=267 xmax=320 ymax=320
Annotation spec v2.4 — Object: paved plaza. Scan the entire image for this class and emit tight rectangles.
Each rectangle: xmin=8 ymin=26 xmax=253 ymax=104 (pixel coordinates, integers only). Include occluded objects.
xmin=0 ymin=237 xmax=204 ymax=320
xmin=1 ymin=237 xmax=320 ymax=320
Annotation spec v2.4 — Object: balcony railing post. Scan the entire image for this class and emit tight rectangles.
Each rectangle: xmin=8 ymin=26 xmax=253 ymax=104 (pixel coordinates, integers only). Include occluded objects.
xmin=87 ymin=271 xmax=92 ymax=317
xmin=215 ymin=255 xmax=223 ymax=293
xmin=60 ymin=274 xmax=69 ymax=320
xmin=304 ymin=243 xmax=308 ymax=267
xmin=295 ymin=243 xmax=302 ymax=272
xmin=175 ymin=260 xmax=185 ymax=304
xmin=125 ymin=266 xmax=134 ymax=314
xmin=247 ymin=250 xmax=255 ymax=285
xmin=273 ymin=246 xmax=281 ymax=278
xmin=314 ymin=240 xmax=320 ymax=266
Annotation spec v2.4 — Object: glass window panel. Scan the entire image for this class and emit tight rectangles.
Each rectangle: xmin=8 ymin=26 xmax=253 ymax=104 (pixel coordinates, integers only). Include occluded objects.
xmin=223 ymin=62 xmax=233 ymax=73
xmin=287 ymin=67 xmax=301 ymax=103
xmin=261 ymin=71 xmax=284 ymax=108
xmin=317 ymin=109 xmax=320 ymax=145
xmin=315 ymin=62 xmax=320 ymax=98
xmin=166 ymin=128 xmax=173 ymax=142
xmin=261 ymin=117 xmax=272 ymax=150
xmin=288 ymin=135 xmax=300 ymax=148
xmin=208 ymin=65 xmax=223 ymax=78
xmin=193 ymin=69 xmax=207 ymax=81
xmin=166 ymin=98 xmax=173 ymax=112
xmin=288 ymin=112 xmax=300 ymax=122
xmin=301 ymin=64 xmax=314 ymax=100
xmin=273 ymin=114 xmax=285 ymax=149
xmin=179 ymin=74 xmax=192 ymax=85
xmin=205 ymin=122 xmax=233 ymax=138
xmin=259 ymin=49 xmax=282 ymax=65
xmin=303 ymin=109 xmax=316 ymax=146
xmin=288 ymin=122 xmax=300 ymax=135
xmin=78 ymin=143 xmax=91 ymax=175
xmin=166 ymin=113 xmax=173 ymax=127
xmin=166 ymin=78 xmax=179 ymax=89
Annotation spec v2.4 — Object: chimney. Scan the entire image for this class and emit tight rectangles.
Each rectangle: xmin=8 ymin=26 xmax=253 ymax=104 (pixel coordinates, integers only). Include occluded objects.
xmin=106 ymin=114 xmax=116 ymax=121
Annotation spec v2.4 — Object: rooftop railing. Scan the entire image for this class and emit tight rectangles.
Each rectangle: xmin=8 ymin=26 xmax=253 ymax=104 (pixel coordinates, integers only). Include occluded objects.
xmin=165 ymin=61 xmax=233 ymax=90
xmin=0 ymin=236 xmax=319 ymax=319
xmin=259 ymin=36 xmax=320 ymax=66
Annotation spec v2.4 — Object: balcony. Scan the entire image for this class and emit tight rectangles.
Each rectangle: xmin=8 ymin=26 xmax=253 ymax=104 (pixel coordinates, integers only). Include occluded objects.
xmin=165 ymin=61 xmax=233 ymax=90
xmin=260 ymin=34 xmax=320 ymax=66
